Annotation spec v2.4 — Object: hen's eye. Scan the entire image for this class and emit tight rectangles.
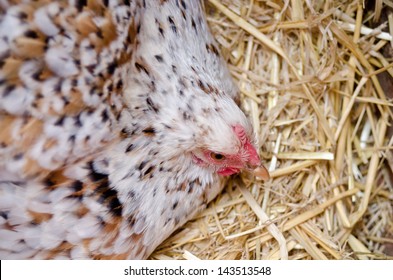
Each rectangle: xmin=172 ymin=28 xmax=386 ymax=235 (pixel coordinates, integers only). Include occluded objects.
xmin=210 ymin=152 xmax=225 ymax=161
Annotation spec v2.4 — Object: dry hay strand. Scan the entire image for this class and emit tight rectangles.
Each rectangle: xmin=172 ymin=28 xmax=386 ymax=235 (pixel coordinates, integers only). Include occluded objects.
xmin=150 ymin=0 xmax=393 ymax=260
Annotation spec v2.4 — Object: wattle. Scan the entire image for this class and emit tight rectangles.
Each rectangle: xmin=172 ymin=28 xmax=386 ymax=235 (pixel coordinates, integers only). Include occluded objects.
xmin=217 ymin=167 xmax=240 ymax=176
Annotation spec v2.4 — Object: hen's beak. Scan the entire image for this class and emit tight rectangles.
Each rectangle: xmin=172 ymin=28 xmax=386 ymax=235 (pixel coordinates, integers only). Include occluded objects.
xmin=252 ymin=164 xmax=270 ymax=181
xmin=243 ymin=149 xmax=270 ymax=181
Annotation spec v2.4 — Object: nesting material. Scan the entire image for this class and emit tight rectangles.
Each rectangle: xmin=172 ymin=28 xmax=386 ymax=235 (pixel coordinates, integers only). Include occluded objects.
xmin=151 ymin=0 xmax=393 ymax=260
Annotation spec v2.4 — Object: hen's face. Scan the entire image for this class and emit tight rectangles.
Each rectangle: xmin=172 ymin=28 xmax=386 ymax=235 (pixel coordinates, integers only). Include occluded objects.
xmin=192 ymin=124 xmax=269 ymax=179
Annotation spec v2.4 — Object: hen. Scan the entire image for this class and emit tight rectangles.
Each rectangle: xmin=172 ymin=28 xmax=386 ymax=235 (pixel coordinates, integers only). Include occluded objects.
xmin=0 ymin=0 xmax=269 ymax=259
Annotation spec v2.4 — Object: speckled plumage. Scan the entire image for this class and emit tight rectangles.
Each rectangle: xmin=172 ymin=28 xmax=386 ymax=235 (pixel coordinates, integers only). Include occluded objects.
xmin=0 ymin=0 xmax=264 ymax=259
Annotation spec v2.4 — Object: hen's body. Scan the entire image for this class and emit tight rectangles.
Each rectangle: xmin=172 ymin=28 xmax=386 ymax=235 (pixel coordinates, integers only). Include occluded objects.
xmin=0 ymin=0 xmax=260 ymax=259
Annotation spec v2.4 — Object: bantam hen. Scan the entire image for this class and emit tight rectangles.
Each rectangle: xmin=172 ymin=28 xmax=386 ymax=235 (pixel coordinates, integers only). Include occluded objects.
xmin=0 ymin=0 xmax=269 ymax=259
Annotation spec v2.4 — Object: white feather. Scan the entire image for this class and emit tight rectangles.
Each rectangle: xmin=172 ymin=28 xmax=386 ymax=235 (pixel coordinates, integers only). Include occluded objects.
xmin=73 ymin=215 xmax=101 ymax=239
xmin=70 ymin=245 xmax=89 ymax=259
xmin=34 ymin=4 xmax=60 ymax=36
xmin=21 ymin=226 xmax=41 ymax=249
xmin=45 ymin=47 xmax=79 ymax=78
xmin=0 ymin=229 xmax=23 ymax=250
xmin=39 ymin=222 xmax=64 ymax=250
xmin=0 ymin=86 xmax=35 ymax=115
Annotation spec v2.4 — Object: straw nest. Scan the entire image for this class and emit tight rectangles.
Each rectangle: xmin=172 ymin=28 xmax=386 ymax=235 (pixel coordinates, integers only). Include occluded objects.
xmin=151 ymin=0 xmax=393 ymax=260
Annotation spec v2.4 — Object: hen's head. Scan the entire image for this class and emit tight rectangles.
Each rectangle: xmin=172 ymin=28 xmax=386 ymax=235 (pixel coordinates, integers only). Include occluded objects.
xmin=191 ymin=124 xmax=263 ymax=176
xmin=185 ymin=95 xmax=269 ymax=180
